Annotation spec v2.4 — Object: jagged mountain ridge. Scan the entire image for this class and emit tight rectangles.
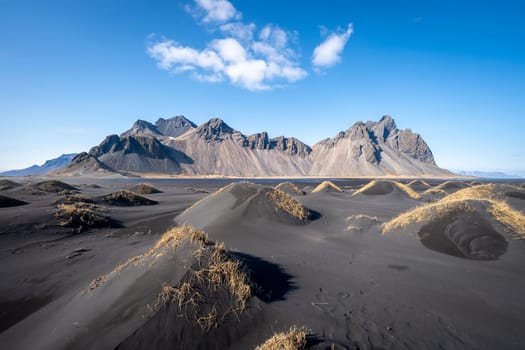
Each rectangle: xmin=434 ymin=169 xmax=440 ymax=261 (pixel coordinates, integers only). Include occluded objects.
xmin=59 ymin=115 xmax=450 ymax=176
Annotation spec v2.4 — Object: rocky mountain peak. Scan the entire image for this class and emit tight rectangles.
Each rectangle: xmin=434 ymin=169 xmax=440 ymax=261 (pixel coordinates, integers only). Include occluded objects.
xmin=155 ymin=115 xmax=197 ymax=137
xmin=121 ymin=119 xmax=160 ymax=138
xmin=196 ymin=118 xmax=235 ymax=141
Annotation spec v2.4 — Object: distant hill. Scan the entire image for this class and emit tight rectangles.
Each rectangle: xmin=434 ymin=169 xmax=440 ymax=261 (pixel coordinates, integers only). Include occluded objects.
xmin=454 ymin=170 xmax=522 ymax=179
xmin=0 ymin=154 xmax=78 ymax=176
xmin=58 ymin=114 xmax=451 ymax=177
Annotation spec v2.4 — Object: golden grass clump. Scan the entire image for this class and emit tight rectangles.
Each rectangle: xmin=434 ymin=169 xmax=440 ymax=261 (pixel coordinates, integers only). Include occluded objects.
xmin=0 ymin=179 xmax=22 ymax=190
xmin=312 ymin=181 xmax=343 ymax=193
xmin=86 ymin=226 xmax=208 ymax=292
xmin=34 ymin=180 xmax=77 ymax=193
xmin=382 ymin=184 xmax=525 ymax=239
xmin=255 ymin=326 xmax=308 ymax=350
xmin=130 ymin=183 xmax=162 ymax=194
xmin=408 ymin=179 xmax=430 ymax=187
xmin=266 ymin=188 xmax=310 ymax=221
xmin=393 ymin=181 xmax=421 ymax=200
xmin=353 ymin=180 xmax=421 ymax=200
xmin=102 ymin=190 xmax=158 ymax=206
xmin=55 ymin=202 xmax=111 ymax=230
xmin=275 ymin=182 xmax=305 ymax=195
xmin=155 ymin=238 xmax=252 ymax=332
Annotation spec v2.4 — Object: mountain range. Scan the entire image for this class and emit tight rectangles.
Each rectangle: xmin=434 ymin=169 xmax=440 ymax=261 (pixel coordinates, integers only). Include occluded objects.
xmin=56 ymin=115 xmax=451 ymax=177
xmin=0 ymin=154 xmax=78 ymax=177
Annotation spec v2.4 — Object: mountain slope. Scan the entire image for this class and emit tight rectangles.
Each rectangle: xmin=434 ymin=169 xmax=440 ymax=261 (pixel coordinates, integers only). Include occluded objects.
xmin=310 ymin=116 xmax=449 ymax=176
xmin=0 ymin=154 xmax=78 ymax=176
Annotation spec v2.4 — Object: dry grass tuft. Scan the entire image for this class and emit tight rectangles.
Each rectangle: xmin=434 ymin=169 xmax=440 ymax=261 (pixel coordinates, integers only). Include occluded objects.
xmin=266 ymin=189 xmax=310 ymax=221
xmin=102 ymin=190 xmax=158 ymax=206
xmin=130 ymin=183 xmax=162 ymax=194
xmin=312 ymin=181 xmax=343 ymax=193
xmin=87 ymin=226 xmax=208 ymax=292
xmin=353 ymin=180 xmax=420 ymax=199
xmin=34 ymin=180 xmax=77 ymax=193
xmin=408 ymin=179 xmax=430 ymax=187
xmin=275 ymin=182 xmax=305 ymax=195
xmin=383 ymin=184 xmax=525 ymax=239
xmin=55 ymin=202 xmax=111 ymax=231
xmin=255 ymin=326 xmax=308 ymax=350
xmin=155 ymin=234 xmax=252 ymax=332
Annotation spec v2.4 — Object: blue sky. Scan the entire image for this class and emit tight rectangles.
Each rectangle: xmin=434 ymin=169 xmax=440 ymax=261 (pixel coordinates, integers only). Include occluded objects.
xmin=1 ymin=0 xmax=524 ymax=175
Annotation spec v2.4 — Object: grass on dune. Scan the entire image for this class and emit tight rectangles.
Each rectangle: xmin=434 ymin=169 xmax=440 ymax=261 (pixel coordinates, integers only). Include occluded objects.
xmin=255 ymin=326 xmax=309 ymax=350
xmin=382 ymin=184 xmax=525 ymax=239
xmin=266 ymin=188 xmax=310 ymax=221
xmin=353 ymin=180 xmax=421 ymax=200
xmin=311 ymin=181 xmax=343 ymax=193
xmin=86 ymin=225 xmax=208 ymax=292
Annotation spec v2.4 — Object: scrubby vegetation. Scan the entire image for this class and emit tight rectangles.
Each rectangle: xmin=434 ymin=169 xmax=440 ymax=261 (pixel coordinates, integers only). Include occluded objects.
xmin=157 ymin=240 xmax=252 ymax=331
xmin=129 ymin=183 xmax=162 ymax=194
xmin=383 ymin=184 xmax=525 ymax=239
xmin=102 ymin=190 xmax=158 ymax=206
xmin=275 ymin=182 xmax=305 ymax=196
xmin=312 ymin=181 xmax=343 ymax=193
xmin=266 ymin=188 xmax=310 ymax=221
xmin=353 ymin=180 xmax=421 ymax=199
xmin=55 ymin=202 xmax=113 ymax=231
xmin=34 ymin=180 xmax=77 ymax=193
xmin=255 ymin=326 xmax=308 ymax=350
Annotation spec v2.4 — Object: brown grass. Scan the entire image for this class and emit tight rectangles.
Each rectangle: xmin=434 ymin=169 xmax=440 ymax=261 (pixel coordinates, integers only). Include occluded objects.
xmin=102 ymin=190 xmax=158 ymax=206
xmin=255 ymin=326 xmax=308 ymax=350
xmin=382 ymin=184 xmax=525 ymax=239
xmin=155 ymin=235 xmax=252 ymax=332
xmin=0 ymin=179 xmax=22 ymax=190
xmin=86 ymin=226 xmax=208 ymax=292
xmin=266 ymin=188 xmax=310 ymax=221
xmin=353 ymin=180 xmax=421 ymax=199
xmin=275 ymin=182 xmax=305 ymax=195
xmin=130 ymin=183 xmax=162 ymax=194
xmin=312 ymin=181 xmax=343 ymax=193
xmin=408 ymin=179 xmax=430 ymax=187
xmin=55 ymin=202 xmax=111 ymax=230
xmin=34 ymin=180 xmax=77 ymax=193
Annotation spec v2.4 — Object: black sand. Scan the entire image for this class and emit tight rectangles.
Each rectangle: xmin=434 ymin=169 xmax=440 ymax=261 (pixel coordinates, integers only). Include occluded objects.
xmin=0 ymin=177 xmax=524 ymax=349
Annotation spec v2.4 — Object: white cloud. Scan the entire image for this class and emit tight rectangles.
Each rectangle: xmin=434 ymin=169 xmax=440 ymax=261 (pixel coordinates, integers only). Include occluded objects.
xmin=191 ymin=0 xmax=241 ymax=23
xmin=149 ymin=1 xmax=308 ymax=91
xmin=219 ymin=22 xmax=255 ymax=41
xmin=312 ymin=23 xmax=353 ymax=69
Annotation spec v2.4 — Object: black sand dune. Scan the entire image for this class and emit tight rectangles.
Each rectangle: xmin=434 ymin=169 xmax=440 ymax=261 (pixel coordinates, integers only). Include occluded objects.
xmin=101 ymin=190 xmax=158 ymax=206
xmin=0 ymin=194 xmax=27 ymax=208
xmin=33 ymin=180 xmax=78 ymax=193
xmin=177 ymin=182 xmax=311 ymax=227
xmin=418 ymin=211 xmax=508 ymax=260
xmin=353 ymin=180 xmax=420 ymax=200
xmin=274 ymin=182 xmax=306 ymax=196
xmin=2 ymin=178 xmax=525 ymax=350
xmin=0 ymin=179 xmax=22 ymax=191
xmin=407 ymin=179 xmax=431 ymax=192
xmin=128 ymin=183 xmax=162 ymax=194
xmin=311 ymin=181 xmax=343 ymax=193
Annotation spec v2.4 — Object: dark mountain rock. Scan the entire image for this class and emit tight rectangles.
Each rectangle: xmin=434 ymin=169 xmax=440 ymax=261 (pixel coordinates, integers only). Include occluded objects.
xmin=155 ymin=116 xmax=196 ymax=137
xmin=196 ymin=118 xmax=235 ymax=142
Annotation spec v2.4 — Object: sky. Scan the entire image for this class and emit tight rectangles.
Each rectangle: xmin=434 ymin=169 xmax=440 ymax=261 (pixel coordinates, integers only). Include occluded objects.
xmin=1 ymin=0 xmax=524 ymax=175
